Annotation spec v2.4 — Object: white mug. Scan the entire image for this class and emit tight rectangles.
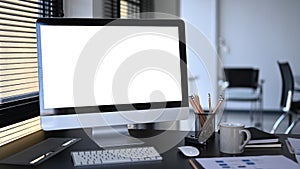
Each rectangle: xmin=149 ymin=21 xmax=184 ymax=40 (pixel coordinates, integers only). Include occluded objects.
xmin=219 ymin=122 xmax=251 ymax=154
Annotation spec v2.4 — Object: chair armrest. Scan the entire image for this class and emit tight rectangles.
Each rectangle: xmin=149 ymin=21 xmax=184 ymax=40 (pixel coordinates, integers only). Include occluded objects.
xmin=257 ymin=79 xmax=265 ymax=87
xmin=254 ymin=79 xmax=264 ymax=100
xmin=283 ymin=90 xmax=292 ymax=112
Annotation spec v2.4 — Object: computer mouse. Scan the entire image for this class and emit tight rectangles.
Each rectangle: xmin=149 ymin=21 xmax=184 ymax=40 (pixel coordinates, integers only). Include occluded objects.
xmin=178 ymin=146 xmax=200 ymax=157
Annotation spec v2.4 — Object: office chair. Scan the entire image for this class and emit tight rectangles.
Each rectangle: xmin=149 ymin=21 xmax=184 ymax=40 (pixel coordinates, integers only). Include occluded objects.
xmin=270 ymin=62 xmax=300 ymax=134
xmin=224 ymin=68 xmax=264 ymax=128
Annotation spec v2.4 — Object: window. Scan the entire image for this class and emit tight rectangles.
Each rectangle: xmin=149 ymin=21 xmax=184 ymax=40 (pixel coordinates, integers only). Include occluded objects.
xmin=104 ymin=0 xmax=153 ymax=18
xmin=0 ymin=0 xmax=63 ymax=128
xmin=120 ymin=0 xmax=141 ymax=18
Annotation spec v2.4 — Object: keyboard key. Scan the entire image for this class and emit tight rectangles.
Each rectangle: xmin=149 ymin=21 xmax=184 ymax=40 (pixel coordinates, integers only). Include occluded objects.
xmin=71 ymin=146 xmax=162 ymax=167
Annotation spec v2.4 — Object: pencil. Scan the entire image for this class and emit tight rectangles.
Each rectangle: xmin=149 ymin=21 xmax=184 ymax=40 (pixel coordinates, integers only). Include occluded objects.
xmin=212 ymin=95 xmax=224 ymax=114
xmin=194 ymin=95 xmax=204 ymax=114
xmin=189 ymin=96 xmax=206 ymax=126
xmin=189 ymin=159 xmax=199 ymax=169
xmin=189 ymin=97 xmax=200 ymax=113
xmin=193 ymin=95 xmax=206 ymax=124
xmin=195 ymin=95 xmax=206 ymax=124
xmin=190 ymin=102 xmax=206 ymax=126
xmin=194 ymin=95 xmax=207 ymax=123
xmin=208 ymin=93 xmax=212 ymax=114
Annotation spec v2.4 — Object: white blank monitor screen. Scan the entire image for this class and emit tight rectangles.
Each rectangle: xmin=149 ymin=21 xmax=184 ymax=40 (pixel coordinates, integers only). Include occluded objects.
xmin=36 ymin=19 xmax=188 ymax=130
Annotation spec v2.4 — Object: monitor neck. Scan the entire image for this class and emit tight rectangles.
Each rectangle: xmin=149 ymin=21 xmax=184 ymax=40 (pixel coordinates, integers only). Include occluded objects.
xmin=91 ymin=125 xmax=144 ymax=148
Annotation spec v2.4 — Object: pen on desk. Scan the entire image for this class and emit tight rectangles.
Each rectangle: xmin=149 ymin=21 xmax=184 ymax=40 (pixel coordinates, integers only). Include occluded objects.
xmin=62 ymin=138 xmax=77 ymax=147
xmin=29 ymin=152 xmax=52 ymax=165
xmin=189 ymin=159 xmax=199 ymax=169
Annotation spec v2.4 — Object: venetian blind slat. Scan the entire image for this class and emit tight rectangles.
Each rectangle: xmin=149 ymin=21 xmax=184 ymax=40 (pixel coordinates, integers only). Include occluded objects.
xmin=0 ymin=64 xmax=36 ymax=69
xmin=0 ymin=0 xmax=40 ymax=102
xmin=0 ymin=72 xmax=37 ymax=81
xmin=0 ymin=53 xmax=36 ymax=59
xmin=120 ymin=0 xmax=140 ymax=18
xmin=0 ymin=86 xmax=39 ymax=98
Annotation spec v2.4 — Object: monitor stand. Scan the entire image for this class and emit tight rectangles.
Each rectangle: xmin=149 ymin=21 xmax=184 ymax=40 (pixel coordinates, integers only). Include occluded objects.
xmin=91 ymin=125 xmax=144 ymax=148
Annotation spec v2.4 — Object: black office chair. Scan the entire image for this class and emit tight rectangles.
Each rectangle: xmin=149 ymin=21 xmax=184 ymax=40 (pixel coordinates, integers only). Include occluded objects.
xmin=224 ymin=68 xmax=264 ymax=128
xmin=270 ymin=62 xmax=300 ymax=134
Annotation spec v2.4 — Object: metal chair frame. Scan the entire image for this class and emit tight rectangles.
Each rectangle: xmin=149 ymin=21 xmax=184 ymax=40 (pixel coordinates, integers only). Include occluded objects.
xmin=224 ymin=68 xmax=264 ymax=128
xmin=270 ymin=62 xmax=300 ymax=134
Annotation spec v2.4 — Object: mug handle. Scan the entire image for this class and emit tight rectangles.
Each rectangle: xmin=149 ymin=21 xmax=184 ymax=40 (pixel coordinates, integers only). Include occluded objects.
xmin=239 ymin=129 xmax=251 ymax=151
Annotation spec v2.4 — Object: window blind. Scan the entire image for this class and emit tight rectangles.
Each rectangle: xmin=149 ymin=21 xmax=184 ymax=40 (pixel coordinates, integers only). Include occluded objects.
xmin=104 ymin=0 xmax=153 ymax=19
xmin=0 ymin=0 xmax=63 ymax=103
xmin=104 ymin=0 xmax=120 ymax=18
xmin=0 ymin=0 xmax=63 ymax=128
xmin=120 ymin=0 xmax=141 ymax=18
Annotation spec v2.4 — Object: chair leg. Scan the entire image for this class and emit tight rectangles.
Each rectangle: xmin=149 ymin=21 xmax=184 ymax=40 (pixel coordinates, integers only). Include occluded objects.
xmin=288 ymin=113 xmax=293 ymax=126
xmin=252 ymin=100 xmax=263 ymax=129
xmin=250 ymin=102 xmax=254 ymax=124
xmin=284 ymin=118 xmax=300 ymax=134
xmin=270 ymin=112 xmax=290 ymax=134
xmin=260 ymin=99 xmax=263 ymax=129
xmin=255 ymin=99 xmax=263 ymax=129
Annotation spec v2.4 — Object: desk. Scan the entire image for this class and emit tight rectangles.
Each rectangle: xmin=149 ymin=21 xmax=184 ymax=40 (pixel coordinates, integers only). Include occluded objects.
xmin=0 ymin=129 xmax=299 ymax=169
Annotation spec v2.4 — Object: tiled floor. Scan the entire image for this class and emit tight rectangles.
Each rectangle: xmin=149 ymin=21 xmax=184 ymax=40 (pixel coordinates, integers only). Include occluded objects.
xmin=222 ymin=110 xmax=300 ymax=134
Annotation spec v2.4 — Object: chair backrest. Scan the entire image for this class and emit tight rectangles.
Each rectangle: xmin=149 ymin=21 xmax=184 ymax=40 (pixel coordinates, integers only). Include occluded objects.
xmin=224 ymin=68 xmax=259 ymax=89
xmin=278 ymin=61 xmax=294 ymax=109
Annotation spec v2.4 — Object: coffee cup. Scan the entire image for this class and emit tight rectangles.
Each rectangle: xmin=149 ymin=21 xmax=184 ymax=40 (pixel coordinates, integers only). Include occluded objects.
xmin=219 ymin=122 xmax=251 ymax=154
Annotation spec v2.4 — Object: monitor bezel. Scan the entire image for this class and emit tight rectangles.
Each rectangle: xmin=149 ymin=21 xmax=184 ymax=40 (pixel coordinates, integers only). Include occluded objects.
xmin=36 ymin=18 xmax=188 ymax=116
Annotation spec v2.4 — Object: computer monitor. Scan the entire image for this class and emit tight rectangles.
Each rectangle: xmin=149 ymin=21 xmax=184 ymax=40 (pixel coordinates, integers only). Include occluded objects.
xmin=36 ymin=18 xmax=189 ymax=147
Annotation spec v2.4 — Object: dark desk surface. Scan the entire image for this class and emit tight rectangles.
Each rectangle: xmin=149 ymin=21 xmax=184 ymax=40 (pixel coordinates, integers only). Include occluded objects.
xmin=0 ymin=129 xmax=299 ymax=169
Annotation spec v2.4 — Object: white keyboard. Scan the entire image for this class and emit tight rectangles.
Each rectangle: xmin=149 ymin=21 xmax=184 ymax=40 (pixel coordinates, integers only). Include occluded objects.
xmin=71 ymin=146 xmax=162 ymax=167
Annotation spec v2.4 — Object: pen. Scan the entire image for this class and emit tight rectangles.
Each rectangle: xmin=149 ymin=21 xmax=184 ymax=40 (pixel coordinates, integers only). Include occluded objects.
xmin=62 ymin=138 xmax=77 ymax=146
xmin=189 ymin=159 xmax=199 ymax=169
xmin=30 ymin=152 xmax=53 ymax=165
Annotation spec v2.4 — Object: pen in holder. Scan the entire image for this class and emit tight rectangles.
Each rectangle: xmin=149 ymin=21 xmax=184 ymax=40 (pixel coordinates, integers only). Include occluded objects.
xmin=186 ymin=94 xmax=223 ymax=145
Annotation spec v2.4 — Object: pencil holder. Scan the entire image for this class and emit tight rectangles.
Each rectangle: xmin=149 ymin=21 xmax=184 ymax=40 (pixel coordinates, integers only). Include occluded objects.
xmin=194 ymin=112 xmax=215 ymax=140
xmin=185 ymin=112 xmax=216 ymax=146
xmin=186 ymin=94 xmax=223 ymax=146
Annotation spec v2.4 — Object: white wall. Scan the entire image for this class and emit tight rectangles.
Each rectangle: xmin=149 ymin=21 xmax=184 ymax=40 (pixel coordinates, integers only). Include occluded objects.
xmin=219 ymin=0 xmax=300 ymax=110
xmin=181 ymin=0 xmax=219 ymax=109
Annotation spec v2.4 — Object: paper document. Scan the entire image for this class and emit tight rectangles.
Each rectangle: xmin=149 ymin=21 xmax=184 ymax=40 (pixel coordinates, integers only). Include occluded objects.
xmin=196 ymin=155 xmax=299 ymax=169
xmin=287 ymin=137 xmax=300 ymax=153
xmin=287 ymin=137 xmax=300 ymax=166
